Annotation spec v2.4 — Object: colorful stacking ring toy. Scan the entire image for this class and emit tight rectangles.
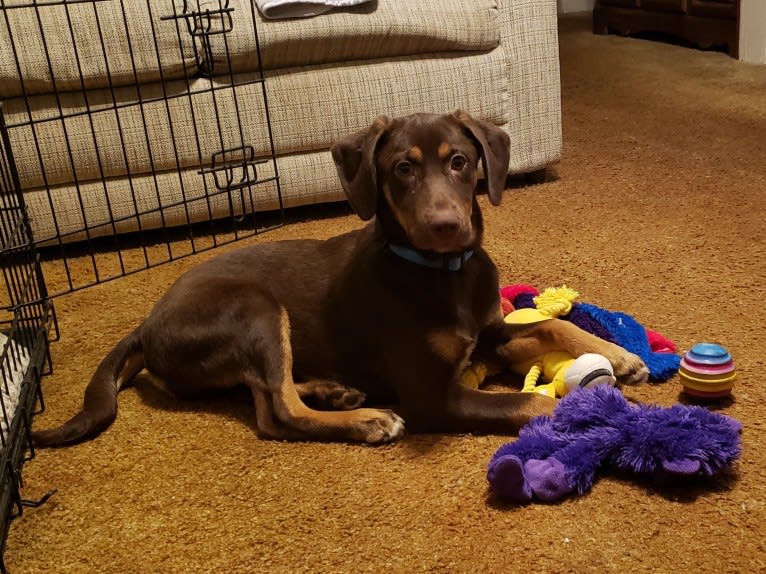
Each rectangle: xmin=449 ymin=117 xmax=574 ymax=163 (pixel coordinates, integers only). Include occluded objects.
xmin=679 ymin=343 xmax=736 ymax=399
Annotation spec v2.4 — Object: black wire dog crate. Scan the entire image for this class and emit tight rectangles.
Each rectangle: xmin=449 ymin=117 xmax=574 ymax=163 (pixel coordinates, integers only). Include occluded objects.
xmin=0 ymin=0 xmax=282 ymax=567
xmin=1 ymin=0 xmax=283 ymax=296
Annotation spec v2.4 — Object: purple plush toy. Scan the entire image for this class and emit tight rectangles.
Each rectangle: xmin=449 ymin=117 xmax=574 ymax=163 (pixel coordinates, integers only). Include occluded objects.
xmin=487 ymin=385 xmax=742 ymax=503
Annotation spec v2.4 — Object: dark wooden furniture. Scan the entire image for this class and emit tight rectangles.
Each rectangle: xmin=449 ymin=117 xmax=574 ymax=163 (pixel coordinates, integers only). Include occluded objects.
xmin=593 ymin=0 xmax=740 ymax=58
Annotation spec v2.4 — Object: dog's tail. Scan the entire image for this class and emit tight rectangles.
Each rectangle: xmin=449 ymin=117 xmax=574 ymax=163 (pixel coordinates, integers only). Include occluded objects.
xmin=32 ymin=326 xmax=144 ymax=447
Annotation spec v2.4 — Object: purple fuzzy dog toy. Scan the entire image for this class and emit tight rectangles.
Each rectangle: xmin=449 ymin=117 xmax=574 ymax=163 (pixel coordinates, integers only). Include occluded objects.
xmin=487 ymin=385 xmax=742 ymax=503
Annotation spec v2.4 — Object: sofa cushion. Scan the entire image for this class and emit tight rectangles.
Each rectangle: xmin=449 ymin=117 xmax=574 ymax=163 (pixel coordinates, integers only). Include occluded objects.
xmin=0 ymin=0 xmax=198 ymax=98
xmin=4 ymin=47 xmax=508 ymax=191
xmin=1 ymin=0 xmax=500 ymax=98
xmin=206 ymin=0 xmax=501 ymax=75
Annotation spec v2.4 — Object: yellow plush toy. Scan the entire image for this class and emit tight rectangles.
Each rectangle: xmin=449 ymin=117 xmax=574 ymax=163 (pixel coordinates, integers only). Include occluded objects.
xmin=461 ymin=286 xmax=616 ymax=397
xmin=519 ymin=351 xmax=616 ymax=398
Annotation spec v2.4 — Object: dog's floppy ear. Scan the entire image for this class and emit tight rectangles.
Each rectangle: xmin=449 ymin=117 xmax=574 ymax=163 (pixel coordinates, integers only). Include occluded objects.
xmin=330 ymin=116 xmax=391 ymax=221
xmin=452 ymin=110 xmax=510 ymax=206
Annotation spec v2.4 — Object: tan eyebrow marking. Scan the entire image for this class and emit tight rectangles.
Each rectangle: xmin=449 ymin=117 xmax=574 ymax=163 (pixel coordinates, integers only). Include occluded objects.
xmin=438 ymin=142 xmax=452 ymax=159
xmin=407 ymin=146 xmax=423 ymax=162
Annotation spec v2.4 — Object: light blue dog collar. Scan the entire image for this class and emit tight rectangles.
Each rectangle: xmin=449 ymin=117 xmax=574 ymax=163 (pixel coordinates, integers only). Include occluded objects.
xmin=387 ymin=243 xmax=474 ymax=272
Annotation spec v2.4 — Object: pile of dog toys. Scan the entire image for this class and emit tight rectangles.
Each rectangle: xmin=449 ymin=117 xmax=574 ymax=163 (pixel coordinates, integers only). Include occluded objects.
xmin=484 ymin=286 xmax=743 ymax=504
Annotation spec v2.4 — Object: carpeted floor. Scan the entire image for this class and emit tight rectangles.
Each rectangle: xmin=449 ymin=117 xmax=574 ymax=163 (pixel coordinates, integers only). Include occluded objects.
xmin=9 ymin=14 xmax=766 ymax=574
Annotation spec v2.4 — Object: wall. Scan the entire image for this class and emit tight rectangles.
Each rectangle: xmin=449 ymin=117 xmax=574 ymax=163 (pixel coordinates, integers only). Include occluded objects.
xmin=558 ymin=0 xmax=594 ymax=14
xmin=558 ymin=0 xmax=765 ymax=64
xmin=739 ymin=0 xmax=766 ymax=64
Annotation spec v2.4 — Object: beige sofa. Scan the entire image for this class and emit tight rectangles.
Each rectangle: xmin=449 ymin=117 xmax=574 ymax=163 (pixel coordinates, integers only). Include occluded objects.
xmin=0 ymin=0 xmax=561 ymax=244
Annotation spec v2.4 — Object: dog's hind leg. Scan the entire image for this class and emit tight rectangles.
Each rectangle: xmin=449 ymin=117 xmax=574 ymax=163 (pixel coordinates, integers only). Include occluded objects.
xmin=246 ymin=308 xmax=404 ymax=444
xmin=293 ymin=380 xmax=366 ymax=411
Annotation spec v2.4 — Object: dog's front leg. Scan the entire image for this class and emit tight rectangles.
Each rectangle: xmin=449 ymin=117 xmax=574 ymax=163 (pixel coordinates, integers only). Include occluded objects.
xmin=497 ymin=319 xmax=649 ymax=385
xmin=442 ymin=383 xmax=557 ymax=433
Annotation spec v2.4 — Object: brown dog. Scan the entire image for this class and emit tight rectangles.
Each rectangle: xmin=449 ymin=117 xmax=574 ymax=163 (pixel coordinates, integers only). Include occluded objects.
xmin=33 ymin=111 xmax=647 ymax=447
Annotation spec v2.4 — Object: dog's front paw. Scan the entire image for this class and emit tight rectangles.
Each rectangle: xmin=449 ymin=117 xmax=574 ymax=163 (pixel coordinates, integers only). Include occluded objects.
xmin=354 ymin=409 xmax=405 ymax=444
xmin=605 ymin=347 xmax=649 ymax=385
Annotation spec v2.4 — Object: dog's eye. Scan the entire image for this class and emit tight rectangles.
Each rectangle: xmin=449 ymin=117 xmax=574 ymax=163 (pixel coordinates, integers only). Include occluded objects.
xmin=395 ymin=161 xmax=413 ymax=177
xmin=450 ymin=154 xmax=467 ymax=171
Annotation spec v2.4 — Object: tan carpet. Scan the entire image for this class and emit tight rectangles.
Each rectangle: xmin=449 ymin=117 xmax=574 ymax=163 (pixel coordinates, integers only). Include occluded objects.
xmin=9 ymin=15 xmax=766 ymax=573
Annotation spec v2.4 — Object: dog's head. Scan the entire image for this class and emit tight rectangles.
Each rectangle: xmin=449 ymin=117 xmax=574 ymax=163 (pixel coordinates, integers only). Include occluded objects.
xmin=331 ymin=111 xmax=510 ymax=254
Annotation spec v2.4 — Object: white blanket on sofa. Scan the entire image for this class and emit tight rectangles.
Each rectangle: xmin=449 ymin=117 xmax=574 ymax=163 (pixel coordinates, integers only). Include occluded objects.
xmin=254 ymin=0 xmax=373 ymax=19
